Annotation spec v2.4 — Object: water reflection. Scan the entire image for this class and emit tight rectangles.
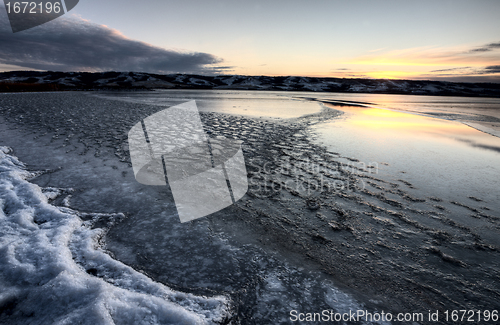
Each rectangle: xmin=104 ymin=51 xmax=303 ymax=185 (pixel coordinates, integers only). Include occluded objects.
xmin=329 ymin=104 xmax=500 ymax=152
xmin=313 ymin=93 xmax=500 ymax=137
xmin=353 ymin=107 xmax=465 ymax=132
xmin=455 ymin=138 xmax=500 ymax=154
xmin=312 ymin=103 xmax=500 ymax=209
xmin=98 ymin=90 xmax=323 ymax=119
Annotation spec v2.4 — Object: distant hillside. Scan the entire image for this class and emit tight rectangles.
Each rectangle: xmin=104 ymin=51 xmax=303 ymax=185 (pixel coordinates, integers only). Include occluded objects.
xmin=1 ymin=71 xmax=500 ymax=97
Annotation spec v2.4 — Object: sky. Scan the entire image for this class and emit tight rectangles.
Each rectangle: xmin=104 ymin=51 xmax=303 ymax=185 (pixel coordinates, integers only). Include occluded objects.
xmin=1 ymin=0 xmax=499 ymax=82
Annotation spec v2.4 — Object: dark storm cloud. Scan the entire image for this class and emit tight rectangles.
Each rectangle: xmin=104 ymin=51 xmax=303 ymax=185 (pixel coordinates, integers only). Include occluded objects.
xmin=0 ymin=17 xmax=227 ymax=73
xmin=469 ymin=41 xmax=500 ymax=53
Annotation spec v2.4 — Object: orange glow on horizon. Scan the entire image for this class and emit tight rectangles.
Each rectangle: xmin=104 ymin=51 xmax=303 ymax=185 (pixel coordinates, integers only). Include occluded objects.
xmin=363 ymin=71 xmax=416 ymax=79
xmin=316 ymin=44 xmax=500 ymax=81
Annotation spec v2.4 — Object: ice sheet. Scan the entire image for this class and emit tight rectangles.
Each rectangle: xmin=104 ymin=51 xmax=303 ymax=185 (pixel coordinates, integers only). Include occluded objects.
xmin=0 ymin=146 xmax=228 ymax=324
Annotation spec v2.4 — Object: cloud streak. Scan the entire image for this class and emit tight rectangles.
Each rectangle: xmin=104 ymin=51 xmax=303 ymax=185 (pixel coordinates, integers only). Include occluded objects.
xmin=430 ymin=67 xmax=471 ymax=73
xmin=346 ymin=41 xmax=500 ymax=68
xmin=0 ymin=16 xmax=227 ymax=74
xmin=469 ymin=42 xmax=500 ymax=53
xmin=484 ymin=65 xmax=500 ymax=72
xmin=339 ymin=41 xmax=500 ymax=82
xmin=430 ymin=65 xmax=500 ymax=76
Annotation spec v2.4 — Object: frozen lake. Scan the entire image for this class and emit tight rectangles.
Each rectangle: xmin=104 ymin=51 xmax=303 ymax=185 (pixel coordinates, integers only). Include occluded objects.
xmin=98 ymin=90 xmax=324 ymax=119
xmin=1 ymin=90 xmax=499 ymax=324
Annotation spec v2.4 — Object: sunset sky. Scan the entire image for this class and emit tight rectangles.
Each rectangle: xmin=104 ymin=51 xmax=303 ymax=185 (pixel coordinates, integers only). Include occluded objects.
xmin=1 ymin=0 xmax=499 ymax=82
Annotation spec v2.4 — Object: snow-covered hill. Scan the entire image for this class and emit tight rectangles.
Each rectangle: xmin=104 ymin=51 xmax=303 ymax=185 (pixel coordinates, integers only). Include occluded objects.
xmin=1 ymin=71 xmax=500 ymax=97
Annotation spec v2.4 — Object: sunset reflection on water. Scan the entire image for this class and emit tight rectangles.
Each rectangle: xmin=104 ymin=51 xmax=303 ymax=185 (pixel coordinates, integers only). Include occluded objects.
xmin=313 ymin=103 xmax=500 ymax=208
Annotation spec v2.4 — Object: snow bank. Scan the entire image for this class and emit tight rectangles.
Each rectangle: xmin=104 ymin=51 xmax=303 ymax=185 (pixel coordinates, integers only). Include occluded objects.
xmin=0 ymin=147 xmax=229 ymax=324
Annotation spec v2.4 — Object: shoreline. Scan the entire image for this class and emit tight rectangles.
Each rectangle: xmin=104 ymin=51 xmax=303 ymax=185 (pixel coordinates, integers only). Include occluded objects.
xmin=0 ymin=144 xmax=230 ymax=324
xmin=3 ymin=87 xmax=500 ymax=100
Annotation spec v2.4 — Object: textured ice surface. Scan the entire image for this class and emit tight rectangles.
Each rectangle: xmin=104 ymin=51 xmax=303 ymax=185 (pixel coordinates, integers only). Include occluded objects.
xmin=0 ymin=146 xmax=228 ymax=324
xmin=2 ymin=91 xmax=499 ymax=323
xmin=0 ymin=93 xmax=381 ymax=324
